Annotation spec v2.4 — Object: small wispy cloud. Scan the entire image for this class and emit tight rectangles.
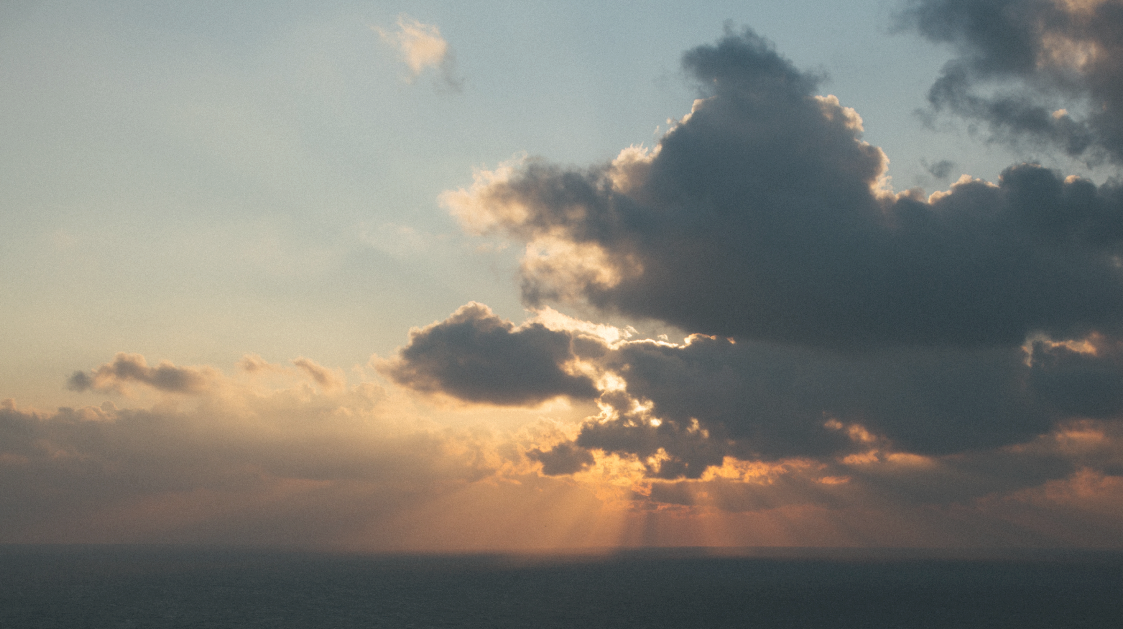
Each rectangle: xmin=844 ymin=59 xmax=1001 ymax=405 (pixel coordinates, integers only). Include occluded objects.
xmin=239 ymin=353 xmax=282 ymax=374
xmin=292 ymin=357 xmax=346 ymax=391
xmin=67 ymin=352 xmax=214 ymax=395
xmin=375 ymin=15 xmax=462 ymax=91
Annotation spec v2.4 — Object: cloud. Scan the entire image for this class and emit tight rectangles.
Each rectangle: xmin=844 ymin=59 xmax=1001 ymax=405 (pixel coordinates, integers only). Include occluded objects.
xmin=7 ymin=347 xmax=1123 ymax=548
xmin=527 ymin=442 xmax=595 ymax=475
xmin=376 ymin=15 xmax=462 ymax=90
xmin=1028 ymin=333 xmax=1123 ymax=418
xmin=378 ymin=302 xmax=599 ymax=406
xmin=443 ymin=28 xmax=1123 ymax=350
xmin=560 ymin=330 xmax=1109 ymax=478
xmin=238 ymin=353 xmax=281 ymax=374
xmin=420 ymin=25 xmax=1123 ymax=487
xmin=292 ymin=357 xmax=345 ymax=391
xmin=0 ymin=379 xmax=499 ymax=548
xmin=589 ymin=336 xmax=1044 ymax=465
xmin=238 ymin=354 xmax=345 ymax=390
xmin=629 ymin=423 xmax=1095 ymax=513
xmin=66 ymin=352 xmax=214 ymax=395
xmin=900 ymin=0 xmax=1123 ymax=163
xmin=374 ymin=301 xmax=1123 ymax=481
xmin=923 ymin=158 xmax=956 ymax=179
xmin=15 ymin=21 xmax=1123 ymax=551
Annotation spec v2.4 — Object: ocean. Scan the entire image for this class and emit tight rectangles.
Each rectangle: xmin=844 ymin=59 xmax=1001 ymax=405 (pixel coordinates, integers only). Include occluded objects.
xmin=2 ymin=546 xmax=1120 ymax=628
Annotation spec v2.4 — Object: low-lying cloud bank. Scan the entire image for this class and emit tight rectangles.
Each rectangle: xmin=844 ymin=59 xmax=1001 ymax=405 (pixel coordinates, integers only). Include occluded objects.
xmin=4 ymin=367 xmax=504 ymax=548
xmin=4 ymin=346 xmax=1122 ymax=548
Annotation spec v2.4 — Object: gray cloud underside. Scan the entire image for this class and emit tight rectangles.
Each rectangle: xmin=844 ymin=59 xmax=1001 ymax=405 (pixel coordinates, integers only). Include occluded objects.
xmin=901 ymin=0 xmax=1123 ymax=163
xmin=388 ymin=304 xmax=1123 ymax=478
xmin=579 ymin=335 xmax=1123 ymax=476
xmin=461 ymin=28 xmax=1123 ymax=349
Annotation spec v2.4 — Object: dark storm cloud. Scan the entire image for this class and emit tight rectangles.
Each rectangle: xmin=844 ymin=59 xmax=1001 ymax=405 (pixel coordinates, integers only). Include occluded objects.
xmin=379 ymin=302 xmax=599 ymax=406
xmin=67 ymin=352 xmax=212 ymax=394
xmin=900 ymin=0 xmax=1123 ymax=162
xmin=447 ymin=28 xmax=1123 ymax=349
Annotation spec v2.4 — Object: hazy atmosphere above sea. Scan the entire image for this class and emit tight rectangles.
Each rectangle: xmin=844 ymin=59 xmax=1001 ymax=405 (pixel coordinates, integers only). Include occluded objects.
xmin=3 ymin=0 xmax=1123 ymax=551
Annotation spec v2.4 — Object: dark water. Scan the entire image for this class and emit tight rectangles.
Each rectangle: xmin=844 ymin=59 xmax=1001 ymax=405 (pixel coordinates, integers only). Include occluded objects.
xmin=2 ymin=546 xmax=1121 ymax=628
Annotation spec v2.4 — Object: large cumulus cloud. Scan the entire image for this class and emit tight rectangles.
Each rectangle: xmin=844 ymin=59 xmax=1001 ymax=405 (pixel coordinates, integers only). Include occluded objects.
xmin=416 ymin=26 xmax=1123 ymax=491
xmin=900 ymin=0 xmax=1123 ymax=163
xmin=443 ymin=28 xmax=1123 ymax=349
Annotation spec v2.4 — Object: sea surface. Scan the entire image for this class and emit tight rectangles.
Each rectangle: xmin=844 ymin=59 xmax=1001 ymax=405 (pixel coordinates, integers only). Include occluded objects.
xmin=1 ymin=546 xmax=1121 ymax=628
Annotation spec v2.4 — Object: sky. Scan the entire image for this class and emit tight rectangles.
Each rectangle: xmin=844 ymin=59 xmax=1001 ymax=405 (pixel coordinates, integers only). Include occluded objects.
xmin=3 ymin=0 xmax=1123 ymax=551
